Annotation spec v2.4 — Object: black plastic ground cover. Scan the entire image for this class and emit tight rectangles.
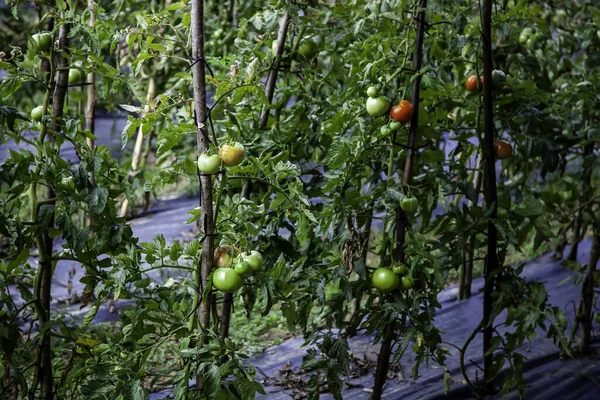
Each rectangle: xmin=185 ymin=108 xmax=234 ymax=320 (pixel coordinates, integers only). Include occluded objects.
xmin=149 ymin=239 xmax=599 ymax=399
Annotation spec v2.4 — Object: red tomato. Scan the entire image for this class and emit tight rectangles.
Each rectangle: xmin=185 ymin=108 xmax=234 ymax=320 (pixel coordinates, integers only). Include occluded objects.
xmin=494 ymin=140 xmax=513 ymax=159
xmin=466 ymin=75 xmax=483 ymax=92
xmin=389 ymin=100 xmax=414 ymax=124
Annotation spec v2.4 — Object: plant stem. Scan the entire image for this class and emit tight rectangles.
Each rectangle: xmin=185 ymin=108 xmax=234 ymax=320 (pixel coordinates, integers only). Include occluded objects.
xmin=575 ymin=212 xmax=599 ymax=354
xmin=459 ymin=151 xmax=483 ymax=300
xmin=259 ymin=10 xmax=290 ymax=128
xmin=481 ymin=0 xmax=498 ymax=394
xmin=191 ymin=0 xmax=215 ymax=358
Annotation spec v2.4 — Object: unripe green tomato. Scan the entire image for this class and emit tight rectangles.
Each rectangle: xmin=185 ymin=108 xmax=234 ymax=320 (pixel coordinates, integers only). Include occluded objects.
xmin=380 ymin=126 xmax=391 ymax=136
xmin=400 ymin=196 xmax=418 ymax=214
xmin=234 ymin=261 xmax=252 ymax=276
xmin=491 ymin=70 xmax=506 ymax=85
xmin=366 ymin=86 xmax=378 ymax=98
xmin=31 ymin=105 xmax=44 ymax=122
xmin=392 ymin=264 xmax=409 ymax=275
xmin=519 ymin=28 xmax=533 ymax=44
xmin=197 ymin=154 xmax=221 ymax=174
xmin=365 ymin=96 xmax=391 ymax=117
xmin=243 ymin=250 xmax=264 ymax=272
xmin=399 ymin=275 xmax=415 ymax=290
xmin=212 ymin=268 xmax=243 ymax=293
xmin=389 ymin=121 xmax=401 ymax=131
xmin=371 ymin=268 xmax=399 ymax=293
xmin=68 ymin=69 xmax=85 ymax=84
xmin=298 ymin=37 xmax=319 ymax=59
xmin=32 ymin=32 xmax=52 ymax=52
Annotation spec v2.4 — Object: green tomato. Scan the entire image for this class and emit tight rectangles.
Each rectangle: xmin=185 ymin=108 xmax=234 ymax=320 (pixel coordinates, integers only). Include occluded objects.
xmin=366 ymin=86 xmax=378 ymax=98
xmin=392 ymin=264 xmax=409 ymax=276
xmin=519 ymin=28 xmax=533 ymax=44
xmin=389 ymin=121 xmax=401 ymax=131
xmin=197 ymin=154 xmax=221 ymax=174
xmin=212 ymin=268 xmax=243 ymax=293
xmin=400 ymin=196 xmax=418 ymax=214
xmin=371 ymin=268 xmax=399 ymax=293
xmin=32 ymin=32 xmax=52 ymax=52
xmin=365 ymin=96 xmax=391 ymax=117
xmin=234 ymin=261 xmax=252 ymax=276
xmin=399 ymin=275 xmax=415 ymax=290
xmin=68 ymin=69 xmax=85 ymax=85
xmin=243 ymin=250 xmax=264 ymax=272
xmin=31 ymin=105 xmax=44 ymax=122
xmin=491 ymin=70 xmax=506 ymax=84
xmin=380 ymin=126 xmax=391 ymax=136
xmin=298 ymin=38 xmax=319 ymax=59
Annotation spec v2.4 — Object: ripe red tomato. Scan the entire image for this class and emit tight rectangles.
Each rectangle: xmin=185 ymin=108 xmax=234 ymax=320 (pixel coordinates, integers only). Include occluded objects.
xmin=219 ymin=142 xmax=245 ymax=166
xmin=371 ymin=268 xmax=399 ymax=293
xmin=212 ymin=268 xmax=243 ymax=292
xmin=389 ymin=100 xmax=414 ymax=124
xmin=466 ymin=75 xmax=483 ymax=92
xmin=494 ymin=140 xmax=513 ymax=159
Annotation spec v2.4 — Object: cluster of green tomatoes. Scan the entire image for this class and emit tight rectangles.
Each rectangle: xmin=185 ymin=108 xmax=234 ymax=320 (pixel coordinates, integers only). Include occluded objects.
xmin=371 ymin=264 xmax=415 ymax=293
xmin=212 ymin=246 xmax=264 ymax=293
